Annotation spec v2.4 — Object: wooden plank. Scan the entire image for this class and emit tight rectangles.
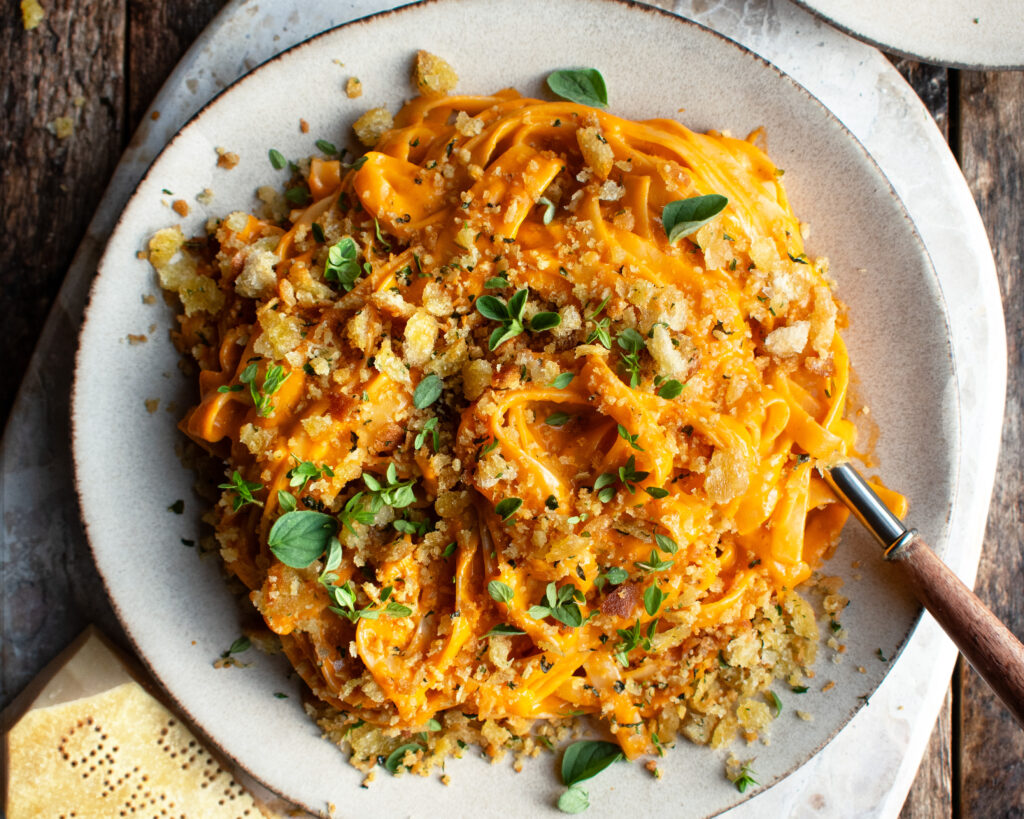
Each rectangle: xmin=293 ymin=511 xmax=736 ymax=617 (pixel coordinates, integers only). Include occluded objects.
xmin=957 ymin=68 xmax=1024 ymax=818
xmin=127 ymin=0 xmax=230 ymax=130
xmin=889 ymin=57 xmax=950 ymax=141
xmin=0 ymin=0 xmax=126 ymax=426
xmin=900 ymin=685 xmax=954 ymax=819
xmin=888 ymin=56 xmax=955 ymax=817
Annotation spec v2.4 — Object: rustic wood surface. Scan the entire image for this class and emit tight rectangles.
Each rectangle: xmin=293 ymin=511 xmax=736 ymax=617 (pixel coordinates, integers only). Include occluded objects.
xmin=2 ymin=2 xmax=1021 ymax=814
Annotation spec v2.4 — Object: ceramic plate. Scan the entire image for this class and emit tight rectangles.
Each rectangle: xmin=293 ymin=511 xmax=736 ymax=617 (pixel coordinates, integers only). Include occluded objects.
xmin=73 ymin=0 xmax=959 ymax=815
xmin=792 ymin=0 xmax=1024 ymax=69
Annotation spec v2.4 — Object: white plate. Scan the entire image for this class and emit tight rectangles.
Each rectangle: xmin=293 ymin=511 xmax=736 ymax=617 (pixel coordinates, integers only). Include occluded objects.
xmin=72 ymin=0 xmax=959 ymax=816
xmin=792 ymin=0 xmax=1024 ymax=69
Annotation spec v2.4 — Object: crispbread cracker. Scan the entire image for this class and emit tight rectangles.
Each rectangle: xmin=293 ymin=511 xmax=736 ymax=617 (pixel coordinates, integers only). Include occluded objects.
xmin=6 ymin=680 xmax=263 ymax=818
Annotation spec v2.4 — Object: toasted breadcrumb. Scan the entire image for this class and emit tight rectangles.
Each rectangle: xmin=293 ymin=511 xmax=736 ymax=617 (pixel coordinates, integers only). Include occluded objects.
xmin=346 ymin=77 xmax=363 ymax=99
xmin=172 ymin=199 xmax=190 ymax=217
xmin=353 ymin=107 xmax=394 ymax=147
xmin=216 ymin=147 xmax=240 ymax=169
xmin=48 ymin=116 xmax=74 ymax=139
xmin=577 ymin=124 xmax=614 ymax=179
xmin=21 ymin=0 xmax=44 ymax=29
xmin=412 ymin=51 xmax=458 ymax=98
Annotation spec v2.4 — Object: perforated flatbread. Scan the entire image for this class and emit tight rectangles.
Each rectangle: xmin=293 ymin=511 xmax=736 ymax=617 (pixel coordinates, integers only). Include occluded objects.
xmin=5 ymin=680 xmax=265 ymax=818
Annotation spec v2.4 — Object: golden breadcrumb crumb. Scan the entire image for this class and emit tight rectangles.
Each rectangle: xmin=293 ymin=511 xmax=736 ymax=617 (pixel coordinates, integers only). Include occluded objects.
xmin=21 ymin=0 xmax=44 ymax=30
xmin=412 ymin=50 xmax=457 ymax=97
xmin=216 ymin=147 xmax=240 ymax=169
xmin=353 ymin=107 xmax=393 ymax=147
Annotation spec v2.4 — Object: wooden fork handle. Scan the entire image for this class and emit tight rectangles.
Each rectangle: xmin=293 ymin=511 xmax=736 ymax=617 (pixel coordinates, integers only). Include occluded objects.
xmin=888 ymin=536 xmax=1024 ymax=727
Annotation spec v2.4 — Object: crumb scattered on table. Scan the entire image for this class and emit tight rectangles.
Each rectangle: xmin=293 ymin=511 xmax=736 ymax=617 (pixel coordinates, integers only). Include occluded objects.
xmin=21 ymin=0 xmax=45 ymax=30
xmin=48 ymin=116 xmax=74 ymax=139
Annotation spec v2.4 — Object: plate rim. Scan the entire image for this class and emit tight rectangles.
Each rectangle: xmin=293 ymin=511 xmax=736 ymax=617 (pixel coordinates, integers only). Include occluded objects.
xmin=789 ymin=0 xmax=1024 ymax=70
xmin=70 ymin=0 xmax=958 ymax=814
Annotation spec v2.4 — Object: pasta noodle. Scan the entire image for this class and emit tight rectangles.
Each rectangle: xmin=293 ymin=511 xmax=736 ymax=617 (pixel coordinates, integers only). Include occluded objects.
xmin=150 ymin=59 xmax=906 ymax=770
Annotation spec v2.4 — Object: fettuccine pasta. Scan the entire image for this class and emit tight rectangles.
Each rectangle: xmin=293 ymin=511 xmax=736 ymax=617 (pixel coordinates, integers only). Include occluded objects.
xmin=150 ymin=55 xmax=905 ymax=773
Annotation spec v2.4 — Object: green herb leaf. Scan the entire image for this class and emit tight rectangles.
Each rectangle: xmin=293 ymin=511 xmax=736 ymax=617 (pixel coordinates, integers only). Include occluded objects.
xmin=311 ymin=222 xmax=325 ymax=243
xmin=485 ymin=623 xmax=526 ymax=637
xmin=218 ymin=470 xmax=264 ymax=512
xmin=730 ymin=762 xmax=758 ymax=793
xmin=484 ymin=276 xmax=510 ymax=289
xmin=287 ymin=459 xmax=334 ymax=490
xmin=414 ymin=416 xmax=440 ymax=451
xmin=315 ymin=139 xmax=338 ymax=155
xmin=323 ymin=537 xmax=343 ymax=573
xmin=616 ymin=328 xmax=646 ymax=388
xmin=384 ymin=743 xmax=423 ymax=774
xmin=227 ymin=636 xmax=251 ymax=655
xmin=495 ymin=497 xmax=523 ymax=521
xmin=323 ymin=237 xmax=362 ymax=290
xmin=385 ymin=602 xmax=413 ymax=617
xmin=616 ymin=424 xmax=643 ymax=451
xmin=413 ymin=374 xmax=443 ymax=409
xmin=475 ymin=295 xmax=510 ymax=321
xmin=561 ymin=740 xmax=624 ymax=786
xmin=488 ymin=580 xmax=515 ymax=604
xmin=217 ymin=384 xmax=243 ymax=393
xmin=267 ymin=511 xmax=339 ymax=568
xmin=791 ymin=685 xmax=809 ymax=694
xmin=285 ymin=186 xmax=310 ymax=205
xmin=769 ymin=690 xmax=783 ymax=716
xmin=545 ymin=411 xmax=572 ymax=427
xmin=634 ymin=548 xmax=673 ymax=573
xmin=603 ymin=567 xmax=629 ymax=585
xmin=617 ymin=328 xmax=645 ymax=354
xmin=277 ymin=491 xmax=297 ymax=512
xmin=546 ymin=68 xmax=609 ymax=109
xmin=657 ymin=379 xmax=683 ymax=399
xmin=268 ymin=148 xmax=286 ymax=169
xmin=644 ymin=487 xmax=669 ymax=499
xmin=536 ymin=196 xmax=556 ymax=224
xmin=530 ymin=311 xmax=562 ymax=332
xmin=654 ymin=533 xmax=678 ymax=554
xmin=551 ymin=372 xmax=574 ymax=389
xmin=557 ymin=784 xmax=590 ymax=814
xmin=442 ymin=541 xmax=457 ymax=558
xmin=662 ymin=194 xmax=729 ymax=244
xmin=643 ymin=584 xmax=664 ymax=616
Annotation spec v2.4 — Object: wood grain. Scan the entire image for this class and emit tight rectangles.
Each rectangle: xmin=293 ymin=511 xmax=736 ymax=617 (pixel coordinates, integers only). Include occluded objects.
xmin=0 ymin=0 xmax=125 ymax=425
xmin=958 ymin=68 xmax=1024 ymax=817
xmin=127 ymin=0 xmax=229 ymax=130
xmin=900 ymin=686 xmax=954 ymax=819
xmin=890 ymin=58 xmax=950 ymax=141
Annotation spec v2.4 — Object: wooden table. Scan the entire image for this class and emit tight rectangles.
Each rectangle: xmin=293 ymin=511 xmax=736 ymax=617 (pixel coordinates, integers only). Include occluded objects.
xmin=2 ymin=2 xmax=1021 ymax=814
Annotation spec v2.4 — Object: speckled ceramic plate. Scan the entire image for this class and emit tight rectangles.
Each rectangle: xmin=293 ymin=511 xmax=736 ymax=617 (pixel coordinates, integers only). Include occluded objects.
xmin=72 ymin=0 xmax=959 ymax=816
xmin=792 ymin=0 xmax=1024 ymax=69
